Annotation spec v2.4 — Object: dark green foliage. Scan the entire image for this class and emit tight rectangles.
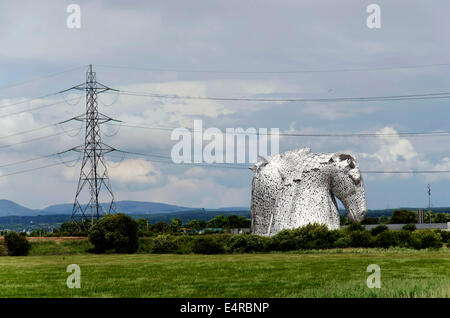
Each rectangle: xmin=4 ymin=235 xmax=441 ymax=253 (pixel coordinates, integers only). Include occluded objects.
xmin=229 ymin=235 xmax=266 ymax=253
xmin=345 ymin=222 xmax=365 ymax=232
xmin=437 ymin=230 xmax=450 ymax=243
xmin=402 ymin=223 xmax=416 ymax=232
xmin=410 ymin=231 xmax=442 ymax=249
xmin=192 ymin=236 xmax=225 ymax=254
xmin=389 ymin=209 xmax=417 ymax=224
xmin=339 ymin=215 xmax=349 ymax=226
xmin=433 ymin=213 xmax=450 ymax=223
xmin=151 ymin=235 xmax=178 ymax=253
xmin=170 ymin=218 xmax=182 ymax=233
xmin=59 ymin=221 xmax=88 ymax=236
xmin=207 ymin=215 xmax=228 ymax=228
xmin=361 ymin=217 xmax=379 ymax=225
xmin=370 ymin=225 xmax=389 ymax=236
xmin=333 ymin=237 xmax=351 ymax=248
xmin=4 ymin=232 xmax=31 ymax=256
xmin=269 ymin=223 xmax=341 ymax=251
xmin=268 ymin=229 xmax=297 ymax=251
xmin=349 ymin=230 xmax=372 ymax=247
xmin=396 ymin=230 xmax=413 ymax=248
xmin=378 ymin=215 xmax=388 ymax=224
xmin=374 ymin=231 xmax=399 ymax=248
xmin=88 ymin=213 xmax=139 ymax=254
xmin=152 ymin=222 xmax=170 ymax=234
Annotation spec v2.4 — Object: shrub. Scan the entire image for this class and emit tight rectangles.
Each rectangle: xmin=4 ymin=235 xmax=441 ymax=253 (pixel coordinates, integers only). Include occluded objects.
xmin=333 ymin=236 xmax=351 ymax=248
xmin=88 ymin=213 xmax=139 ymax=254
xmin=4 ymin=232 xmax=31 ymax=256
xmin=410 ymin=231 xmax=442 ymax=249
xmin=437 ymin=230 xmax=450 ymax=243
xmin=349 ymin=230 xmax=372 ymax=247
xmin=396 ymin=230 xmax=413 ymax=248
xmin=292 ymin=224 xmax=340 ymax=249
xmin=173 ymin=236 xmax=195 ymax=254
xmin=345 ymin=222 xmax=365 ymax=232
xmin=370 ymin=225 xmax=389 ymax=236
xmin=402 ymin=223 xmax=416 ymax=232
xmin=228 ymin=235 xmax=266 ymax=253
xmin=151 ymin=235 xmax=178 ymax=253
xmin=361 ymin=217 xmax=379 ymax=225
xmin=374 ymin=231 xmax=399 ymax=248
xmin=389 ymin=209 xmax=417 ymax=224
xmin=192 ymin=236 xmax=225 ymax=254
xmin=268 ymin=229 xmax=297 ymax=251
xmin=268 ymin=224 xmax=342 ymax=251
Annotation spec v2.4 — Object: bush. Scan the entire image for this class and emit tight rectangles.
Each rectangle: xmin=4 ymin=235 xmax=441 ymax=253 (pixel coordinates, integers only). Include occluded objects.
xmin=410 ymin=231 xmax=442 ymax=249
xmin=293 ymin=224 xmax=340 ymax=250
xmin=228 ymin=235 xmax=266 ymax=253
xmin=374 ymin=231 xmax=399 ymax=248
xmin=268 ymin=224 xmax=340 ymax=251
xmin=402 ymin=223 xmax=416 ymax=232
xmin=88 ymin=213 xmax=139 ymax=254
xmin=4 ymin=232 xmax=31 ymax=256
xmin=268 ymin=229 xmax=297 ymax=251
xmin=349 ymin=230 xmax=372 ymax=247
xmin=396 ymin=230 xmax=413 ymax=248
xmin=192 ymin=236 xmax=225 ymax=254
xmin=389 ymin=209 xmax=417 ymax=224
xmin=333 ymin=236 xmax=351 ymax=248
xmin=370 ymin=225 xmax=389 ymax=236
xmin=437 ymin=230 xmax=450 ymax=243
xmin=345 ymin=222 xmax=365 ymax=232
xmin=151 ymin=235 xmax=178 ymax=253
xmin=361 ymin=217 xmax=379 ymax=225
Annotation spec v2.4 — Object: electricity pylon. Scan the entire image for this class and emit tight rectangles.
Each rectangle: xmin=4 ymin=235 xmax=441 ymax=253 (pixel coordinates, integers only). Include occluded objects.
xmin=66 ymin=64 xmax=119 ymax=230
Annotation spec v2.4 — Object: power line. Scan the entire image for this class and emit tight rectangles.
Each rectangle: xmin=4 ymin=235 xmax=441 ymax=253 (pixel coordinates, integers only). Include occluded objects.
xmin=0 ymin=149 xmax=73 ymax=169
xmin=0 ymin=122 xmax=61 ymax=141
xmin=0 ymin=158 xmax=79 ymax=179
xmin=112 ymin=150 xmax=450 ymax=174
xmin=0 ymin=90 xmax=67 ymax=110
xmin=112 ymin=89 xmax=450 ymax=103
xmin=107 ymin=121 xmax=450 ymax=138
xmin=0 ymin=128 xmax=79 ymax=150
xmin=0 ymin=97 xmax=81 ymax=119
xmin=0 ymin=65 xmax=86 ymax=91
xmin=110 ymin=150 xmax=250 ymax=170
xmin=95 ymin=62 xmax=450 ymax=74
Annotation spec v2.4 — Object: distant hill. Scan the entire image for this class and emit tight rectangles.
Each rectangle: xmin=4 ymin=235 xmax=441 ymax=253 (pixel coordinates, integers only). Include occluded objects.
xmin=39 ymin=201 xmax=193 ymax=215
xmin=0 ymin=199 xmax=248 ymax=217
xmin=0 ymin=200 xmax=37 ymax=216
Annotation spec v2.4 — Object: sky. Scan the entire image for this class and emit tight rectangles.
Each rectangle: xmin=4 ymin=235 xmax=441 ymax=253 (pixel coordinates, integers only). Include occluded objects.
xmin=0 ymin=0 xmax=449 ymax=210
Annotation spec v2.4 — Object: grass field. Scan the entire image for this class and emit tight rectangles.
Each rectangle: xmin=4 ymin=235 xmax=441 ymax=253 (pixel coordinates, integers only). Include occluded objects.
xmin=0 ymin=249 xmax=448 ymax=297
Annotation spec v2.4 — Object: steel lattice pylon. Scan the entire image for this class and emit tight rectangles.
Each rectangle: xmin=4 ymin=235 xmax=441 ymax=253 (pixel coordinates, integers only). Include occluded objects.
xmin=69 ymin=64 xmax=118 ymax=230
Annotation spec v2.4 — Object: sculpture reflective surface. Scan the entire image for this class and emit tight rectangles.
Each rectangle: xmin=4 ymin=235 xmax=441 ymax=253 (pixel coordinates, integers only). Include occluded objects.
xmin=251 ymin=148 xmax=367 ymax=236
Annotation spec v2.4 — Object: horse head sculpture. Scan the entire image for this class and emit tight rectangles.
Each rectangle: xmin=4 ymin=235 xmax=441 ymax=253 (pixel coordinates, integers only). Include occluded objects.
xmin=250 ymin=148 xmax=367 ymax=236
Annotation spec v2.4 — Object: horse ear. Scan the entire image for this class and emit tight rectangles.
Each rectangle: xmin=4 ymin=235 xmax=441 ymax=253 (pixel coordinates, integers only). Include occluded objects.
xmin=348 ymin=168 xmax=361 ymax=185
xmin=335 ymin=153 xmax=356 ymax=169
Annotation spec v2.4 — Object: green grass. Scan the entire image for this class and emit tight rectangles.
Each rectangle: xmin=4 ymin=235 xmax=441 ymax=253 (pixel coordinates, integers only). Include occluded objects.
xmin=28 ymin=241 xmax=94 ymax=256
xmin=0 ymin=249 xmax=448 ymax=297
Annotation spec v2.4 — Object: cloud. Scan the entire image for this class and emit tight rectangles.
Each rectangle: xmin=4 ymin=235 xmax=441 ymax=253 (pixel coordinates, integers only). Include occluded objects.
xmin=370 ymin=127 xmax=418 ymax=163
xmin=119 ymin=175 xmax=250 ymax=208
xmin=359 ymin=127 xmax=450 ymax=182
